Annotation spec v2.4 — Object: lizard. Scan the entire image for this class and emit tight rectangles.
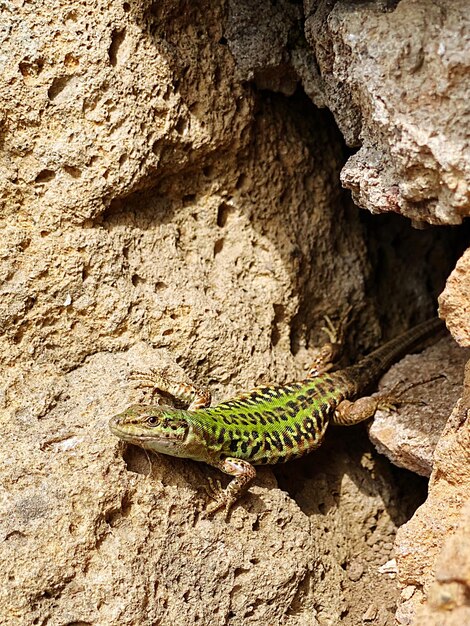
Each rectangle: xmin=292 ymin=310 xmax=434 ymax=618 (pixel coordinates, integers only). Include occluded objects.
xmin=109 ymin=316 xmax=445 ymax=517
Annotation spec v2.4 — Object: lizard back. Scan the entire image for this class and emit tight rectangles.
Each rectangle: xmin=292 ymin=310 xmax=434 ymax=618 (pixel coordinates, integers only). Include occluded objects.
xmin=184 ymin=375 xmax=346 ymax=465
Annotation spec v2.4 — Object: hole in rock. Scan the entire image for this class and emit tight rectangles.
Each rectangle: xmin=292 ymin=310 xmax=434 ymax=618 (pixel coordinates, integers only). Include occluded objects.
xmin=109 ymin=29 xmax=126 ymax=67
xmin=35 ymin=169 xmax=56 ymax=184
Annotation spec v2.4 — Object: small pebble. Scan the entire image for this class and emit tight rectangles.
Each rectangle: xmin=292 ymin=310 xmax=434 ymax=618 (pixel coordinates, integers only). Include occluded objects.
xmin=362 ymin=604 xmax=377 ymax=621
xmin=348 ymin=562 xmax=364 ymax=581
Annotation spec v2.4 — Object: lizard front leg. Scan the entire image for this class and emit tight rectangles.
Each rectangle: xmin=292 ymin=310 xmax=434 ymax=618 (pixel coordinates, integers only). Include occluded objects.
xmin=205 ymin=458 xmax=257 ymax=519
xmin=129 ymin=368 xmax=211 ymax=410
xmin=308 ymin=307 xmax=352 ymax=376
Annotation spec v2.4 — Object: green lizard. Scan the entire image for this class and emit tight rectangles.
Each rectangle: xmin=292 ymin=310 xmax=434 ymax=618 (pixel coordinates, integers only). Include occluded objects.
xmin=109 ymin=317 xmax=444 ymax=517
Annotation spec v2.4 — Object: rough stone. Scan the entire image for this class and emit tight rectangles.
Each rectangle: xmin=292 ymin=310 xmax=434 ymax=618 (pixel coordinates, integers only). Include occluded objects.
xmin=1 ymin=341 xmax=428 ymax=626
xmin=369 ymin=335 xmax=469 ymax=476
xmin=0 ymin=1 xmax=468 ymax=625
xmin=304 ymin=0 xmax=470 ymax=225
xmin=0 ymin=2 xmax=400 ymax=621
xmin=439 ymin=248 xmax=470 ymax=346
xmin=395 ymin=362 xmax=470 ymax=625
xmin=225 ymin=0 xmax=302 ymax=94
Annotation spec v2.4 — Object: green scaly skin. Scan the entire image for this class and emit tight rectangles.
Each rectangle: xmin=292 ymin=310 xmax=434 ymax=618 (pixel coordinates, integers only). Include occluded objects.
xmin=109 ymin=318 xmax=444 ymax=516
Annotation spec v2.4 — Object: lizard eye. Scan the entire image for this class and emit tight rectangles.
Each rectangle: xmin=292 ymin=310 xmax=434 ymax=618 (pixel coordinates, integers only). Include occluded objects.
xmin=147 ymin=416 xmax=158 ymax=425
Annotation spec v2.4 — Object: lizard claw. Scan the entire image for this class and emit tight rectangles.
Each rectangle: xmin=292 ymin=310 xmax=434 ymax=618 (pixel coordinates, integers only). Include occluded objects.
xmin=204 ymin=476 xmax=223 ymax=499
xmin=128 ymin=366 xmax=170 ymax=384
xmin=322 ymin=305 xmax=353 ymax=343
xmin=377 ymin=374 xmax=445 ymax=411
xmin=308 ymin=307 xmax=353 ymax=376
xmin=321 ymin=315 xmax=338 ymax=343
xmin=203 ymin=477 xmax=236 ymax=520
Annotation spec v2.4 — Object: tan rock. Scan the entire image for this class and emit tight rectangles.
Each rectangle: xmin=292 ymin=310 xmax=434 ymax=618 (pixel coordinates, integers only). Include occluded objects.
xmin=395 ymin=363 xmax=470 ymax=624
xmin=304 ymin=0 xmax=470 ymax=225
xmin=0 ymin=2 xmax=394 ymax=619
xmin=439 ymin=248 xmax=470 ymax=346
xmin=369 ymin=336 xmax=469 ymax=476
xmin=0 ymin=1 xmax=468 ymax=625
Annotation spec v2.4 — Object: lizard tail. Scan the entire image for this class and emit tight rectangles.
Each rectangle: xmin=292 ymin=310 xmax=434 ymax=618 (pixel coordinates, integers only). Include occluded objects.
xmin=337 ymin=317 xmax=446 ymax=396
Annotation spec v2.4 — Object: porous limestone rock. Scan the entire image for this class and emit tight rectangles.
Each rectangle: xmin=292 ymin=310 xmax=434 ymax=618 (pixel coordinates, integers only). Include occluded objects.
xmin=395 ymin=363 xmax=470 ymax=625
xmin=226 ymin=1 xmax=470 ymax=224
xmin=439 ymin=248 xmax=470 ymax=346
xmin=304 ymin=0 xmax=470 ymax=225
xmin=0 ymin=2 xmax=398 ymax=623
xmin=0 ymin=1 xmax=468 ymax=626
xmin=369 ymin=335 xmax=469 ymax=477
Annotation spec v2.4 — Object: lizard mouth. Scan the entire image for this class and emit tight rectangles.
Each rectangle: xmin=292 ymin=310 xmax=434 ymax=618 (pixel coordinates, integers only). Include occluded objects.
xmin=110 ymin=427 xmax=184 ymax=445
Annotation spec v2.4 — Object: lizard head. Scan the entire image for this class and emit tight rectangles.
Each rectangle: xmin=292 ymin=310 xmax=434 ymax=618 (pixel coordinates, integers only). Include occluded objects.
xmin=109 ymin=404 xmax=192 ymax=456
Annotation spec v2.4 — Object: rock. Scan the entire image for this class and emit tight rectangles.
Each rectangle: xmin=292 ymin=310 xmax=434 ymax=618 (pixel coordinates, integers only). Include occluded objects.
xmin=369 ymin=335 xmax=469 ymax=476
xmin=395 ymin=362 xmax=470 ymax=624
xmin=0 ymin=1 xmax=468 ymax=625
xmin=439 ymin=248 xmax=470 ymax=346
xmin=304 ymin=0 xmax=470 ymax=225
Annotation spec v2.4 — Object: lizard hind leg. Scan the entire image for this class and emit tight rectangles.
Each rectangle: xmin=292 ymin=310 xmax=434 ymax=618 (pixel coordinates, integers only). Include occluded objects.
xmin=331 ymin=373 xmax=446 ymax=426
xmin=128 ymin=367 xmax=211 ymax=410
xmin=205 ymin=458 xmax=257 ymax=520
xmin=332 ymin=396 xmax=380 ymax=426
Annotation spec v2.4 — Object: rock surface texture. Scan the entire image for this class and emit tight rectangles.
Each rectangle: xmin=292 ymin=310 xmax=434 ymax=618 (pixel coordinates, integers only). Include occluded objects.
xmin=439 ymin=247 xmax=470 ymax=346
xmin=0 ymin=1 xmax=468 ymax=626
xmin=304 ymin=0 xmax=470 ymax=225
xmin=395 ymin=363 xmax=470 ymax=625
xmin=369 ymin=336 xmax=469 ymax=477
